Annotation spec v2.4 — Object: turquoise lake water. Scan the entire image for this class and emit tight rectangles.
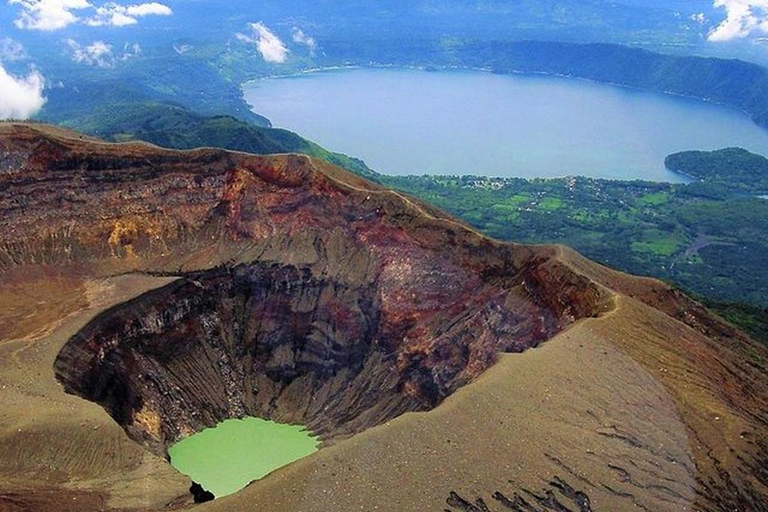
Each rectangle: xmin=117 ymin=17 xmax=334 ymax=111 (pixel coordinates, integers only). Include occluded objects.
xmin=169 ymin=417 xmax=320 ymax=498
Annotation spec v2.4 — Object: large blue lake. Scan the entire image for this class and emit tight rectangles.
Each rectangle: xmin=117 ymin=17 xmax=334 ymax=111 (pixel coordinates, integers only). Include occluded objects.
xmin=243 ymin=68 xmax=768 ymax=182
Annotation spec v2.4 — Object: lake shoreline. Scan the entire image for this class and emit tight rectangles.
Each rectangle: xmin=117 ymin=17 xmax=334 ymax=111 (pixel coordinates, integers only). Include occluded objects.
xmin=242 ymin=63 xmax=758 ymax=125
xmin=243 ymin=67 xmax=768 ymax=182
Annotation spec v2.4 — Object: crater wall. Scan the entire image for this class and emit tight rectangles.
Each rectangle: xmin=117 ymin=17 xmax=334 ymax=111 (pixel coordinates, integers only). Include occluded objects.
xmin=55 ymin=256 xmax=607 ymax=455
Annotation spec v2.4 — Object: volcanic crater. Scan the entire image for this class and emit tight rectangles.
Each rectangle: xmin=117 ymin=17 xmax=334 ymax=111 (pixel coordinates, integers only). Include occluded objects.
xmin=53 ymin=251 xmax=607 ymax=457
xmin=1 ymin=123 xmax=768 ymax=512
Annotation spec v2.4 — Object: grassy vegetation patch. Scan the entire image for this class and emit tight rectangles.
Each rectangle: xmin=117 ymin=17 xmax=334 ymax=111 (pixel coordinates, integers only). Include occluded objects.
xmin=539 ymin=197 xmax=564 ymax=211
xmin=705 ymin=301 xmax=768 ymax=348
xmin=631 ymin=238 xmax=681 ymax=257
xmin=637 ymin=191 xmax=670 ymax=206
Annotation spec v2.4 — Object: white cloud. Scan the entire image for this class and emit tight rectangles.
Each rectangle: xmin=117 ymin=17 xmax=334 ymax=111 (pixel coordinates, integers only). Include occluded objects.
xmin=0 ymin=38 xmax=28 ymax=61
xmin=124 ymin=1 xmax=168 ymax=16
xmin=9 ymin=0 xmax=92 ymax=31
xmin=66 ymin=39 xmax=115 ymax=68
xmin=709 ymin=0 xmax=768 ymax=41
xmin=85 ymin=2 xmax=172 ymax=27
xmin=691 ymin=13 xmax=708 ymax=25
xmin=292 ymin=27 xmax=317 ymax=55
xmin=237 ymin=22 xmax=289 ymax=63
xmin=172 ymin=43 xmax=193 ymax=55
xmin=9 ymin=0 xmax=171 ymax=30
xmin=89 ymin=10 xmax=136 ymax=26
xmin=0 ymin=62 xmax=45 ymax=119
xmin=120 ymin=41 xmax=141 ymax=60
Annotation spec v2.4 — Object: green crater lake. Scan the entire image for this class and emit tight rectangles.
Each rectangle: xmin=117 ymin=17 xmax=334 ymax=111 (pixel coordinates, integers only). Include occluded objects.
xmin=168 ymin=418 xmax=320 ymax=498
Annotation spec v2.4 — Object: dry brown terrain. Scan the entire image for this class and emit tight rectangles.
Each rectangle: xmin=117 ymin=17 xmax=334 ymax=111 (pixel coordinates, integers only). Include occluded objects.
xmin=0 ymin=123 xmax=767 ymax=512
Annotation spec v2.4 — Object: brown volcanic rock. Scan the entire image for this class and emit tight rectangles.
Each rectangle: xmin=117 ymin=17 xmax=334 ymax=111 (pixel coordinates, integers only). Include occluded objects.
xmin=0 ymin=122 xmax=767 ymax=512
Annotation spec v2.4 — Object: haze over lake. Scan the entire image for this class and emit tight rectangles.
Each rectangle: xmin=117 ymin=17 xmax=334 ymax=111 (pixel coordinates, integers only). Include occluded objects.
xmin=244 ymin=69 xmax=768 ymax=181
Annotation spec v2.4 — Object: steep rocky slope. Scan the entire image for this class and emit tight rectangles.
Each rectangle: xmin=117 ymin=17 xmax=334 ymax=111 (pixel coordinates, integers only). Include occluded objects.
xmin=0 ymin=123 xmax=767 ymax=512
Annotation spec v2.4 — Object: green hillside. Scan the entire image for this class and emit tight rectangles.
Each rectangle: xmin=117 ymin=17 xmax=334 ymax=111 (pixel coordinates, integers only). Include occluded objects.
xmin=60 ymin=101 xmax=378 ymax=180
xmin=666 ymin=148 xmax=768 ymax=194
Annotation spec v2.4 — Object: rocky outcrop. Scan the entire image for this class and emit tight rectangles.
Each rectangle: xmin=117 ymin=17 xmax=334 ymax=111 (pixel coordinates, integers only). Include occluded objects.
xmin=446 ymin=477 xmax=595 ymax=512
xmin=190 ymin=483 xmax=214 ymax=503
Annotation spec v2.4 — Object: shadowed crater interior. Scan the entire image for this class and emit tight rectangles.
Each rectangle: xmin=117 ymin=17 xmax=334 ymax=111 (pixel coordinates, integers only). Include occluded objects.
xmin=54 ymin=258 xmax=606 ymax=457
